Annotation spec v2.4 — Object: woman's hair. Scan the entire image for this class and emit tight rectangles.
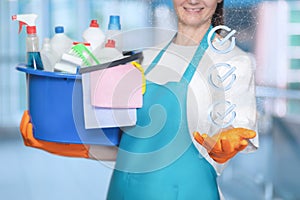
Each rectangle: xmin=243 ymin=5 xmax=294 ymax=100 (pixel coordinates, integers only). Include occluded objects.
xmin=212 ymin=1 xmax=224 ymax=27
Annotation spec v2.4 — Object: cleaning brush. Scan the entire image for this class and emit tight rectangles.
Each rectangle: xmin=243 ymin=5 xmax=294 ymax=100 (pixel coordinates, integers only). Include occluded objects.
xmin=71 ymin=43 xmax=100 ymax=66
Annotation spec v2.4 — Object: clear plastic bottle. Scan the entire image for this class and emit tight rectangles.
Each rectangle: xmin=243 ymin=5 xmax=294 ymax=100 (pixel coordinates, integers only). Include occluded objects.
xmin=82 ymin=20 xmax=105 ymax=51
xmin=94 ymin=39 xmax=123 ymax=63
xmin=106 ymin=15 xmax=122 ymax=52
xmin=40 ymin=38 xmax=58 ymax=72
xmin=26 ymin=26 xmax=44 ymax=70
xmin=50 ymin=26 xmax=73 ymax=63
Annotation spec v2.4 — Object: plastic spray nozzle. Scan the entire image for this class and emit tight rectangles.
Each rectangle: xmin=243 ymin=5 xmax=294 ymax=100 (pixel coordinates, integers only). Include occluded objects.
xmin=12 ymin=14 xmax=38 ymax=34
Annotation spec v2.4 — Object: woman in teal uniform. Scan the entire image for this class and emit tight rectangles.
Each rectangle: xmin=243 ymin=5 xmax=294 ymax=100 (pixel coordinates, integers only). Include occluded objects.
xmin=20 ymin=0 xmax=258 ymax=199
xmin=107 ymin=0 xmax=257 ymax=199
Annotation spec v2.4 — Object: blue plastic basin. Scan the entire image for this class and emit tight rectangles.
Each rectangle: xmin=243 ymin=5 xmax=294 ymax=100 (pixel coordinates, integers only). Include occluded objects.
xmin=17 ymin=65 xmax=121 ymax=145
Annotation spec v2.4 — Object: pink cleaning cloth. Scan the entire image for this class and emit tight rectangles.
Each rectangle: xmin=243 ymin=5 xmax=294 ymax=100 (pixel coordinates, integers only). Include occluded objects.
xmin=90 ymin=64 xmax=143 ymax=108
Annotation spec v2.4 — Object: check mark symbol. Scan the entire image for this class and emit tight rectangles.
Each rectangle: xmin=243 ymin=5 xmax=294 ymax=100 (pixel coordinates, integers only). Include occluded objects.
xmin=216 ymin=30 xmax=237 ymax=46
xmin=216 ymin=104 xmax=236 ymax=120
xmin=217 ymin=66 xmax=237 ymax=82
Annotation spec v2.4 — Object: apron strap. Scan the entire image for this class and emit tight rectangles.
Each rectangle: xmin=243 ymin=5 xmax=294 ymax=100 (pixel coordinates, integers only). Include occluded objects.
xmin=145 ymin=26 xmax=215 ymax=84
xmin=144 ymin=41 xmax=172 ymax=75
xmin=181 ymin=26 xmax=214 ymax=84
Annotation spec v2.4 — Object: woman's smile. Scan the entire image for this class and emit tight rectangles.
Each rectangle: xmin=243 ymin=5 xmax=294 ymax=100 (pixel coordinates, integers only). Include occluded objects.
xmin=173 ymin=0 xmax=222 ymax=28
xmin=183 ymin=6 xmax=204 ymax=13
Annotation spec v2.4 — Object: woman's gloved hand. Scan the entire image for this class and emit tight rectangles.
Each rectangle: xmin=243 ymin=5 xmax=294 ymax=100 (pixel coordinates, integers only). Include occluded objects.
xmin=20 ymin=110 xmax=90 ymax=158
xmin=193 ymin=128 xmax=256 ymax=164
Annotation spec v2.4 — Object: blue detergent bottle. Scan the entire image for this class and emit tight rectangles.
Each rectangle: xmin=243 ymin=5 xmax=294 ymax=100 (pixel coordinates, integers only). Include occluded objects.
xmin=26 ymin=26 xmax=44 ymax=70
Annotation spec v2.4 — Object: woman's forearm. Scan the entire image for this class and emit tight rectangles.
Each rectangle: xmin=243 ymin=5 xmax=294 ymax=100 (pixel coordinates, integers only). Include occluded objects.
xmin=88 ymin=145 xmax=118 ymax=161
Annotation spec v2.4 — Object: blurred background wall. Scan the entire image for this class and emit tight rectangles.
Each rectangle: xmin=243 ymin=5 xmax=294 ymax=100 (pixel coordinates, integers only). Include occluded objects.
xmin=0 ymin=0 xmax=300 ymax=199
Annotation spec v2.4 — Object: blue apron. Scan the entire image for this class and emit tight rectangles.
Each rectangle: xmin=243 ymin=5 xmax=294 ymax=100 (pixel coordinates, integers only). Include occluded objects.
xmin=107 ymin=27 xmax=219 ymax=200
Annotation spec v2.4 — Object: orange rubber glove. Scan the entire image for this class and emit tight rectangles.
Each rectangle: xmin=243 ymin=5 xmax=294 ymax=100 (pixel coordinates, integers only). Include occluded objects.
xmin=20 ymin=110 xmax=90 ymax=158
xmin=193 ymin=128 xmax=256 ymax=164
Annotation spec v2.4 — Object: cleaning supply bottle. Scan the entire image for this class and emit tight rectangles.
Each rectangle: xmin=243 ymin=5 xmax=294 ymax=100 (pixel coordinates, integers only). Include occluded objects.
xmin=26 ymin=26 xmax=44 ymax=70
xmin=93 ymin=39 xmax=123 ymax=63
xmin=106 ymin=15 xmax=122 ymax=52
xmin=40 ymin=38 xmax=58 ymax=72
xmin=50 ymin=26 xmax=73 ymax=63
xmin=12 ymin=14 xmax=44 ymax=70
xmin=82 ymin=19 xmax=105 ymax=51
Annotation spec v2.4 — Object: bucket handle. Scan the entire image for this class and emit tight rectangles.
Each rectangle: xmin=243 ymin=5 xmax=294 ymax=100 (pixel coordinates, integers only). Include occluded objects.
xmin=78 ymin=52 xmax=143 ymax=74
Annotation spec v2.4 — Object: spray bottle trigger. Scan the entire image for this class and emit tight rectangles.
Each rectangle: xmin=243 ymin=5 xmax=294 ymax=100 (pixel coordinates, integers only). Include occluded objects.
xmin=19 ymin=21 xmax=27 ymax=34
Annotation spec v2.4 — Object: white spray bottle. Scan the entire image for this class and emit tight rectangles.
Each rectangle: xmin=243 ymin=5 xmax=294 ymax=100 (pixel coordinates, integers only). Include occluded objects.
xmin=12 ymin=14 xmax=44 ymax=70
